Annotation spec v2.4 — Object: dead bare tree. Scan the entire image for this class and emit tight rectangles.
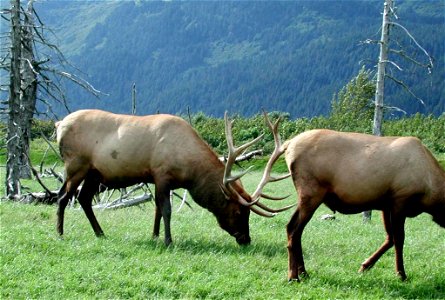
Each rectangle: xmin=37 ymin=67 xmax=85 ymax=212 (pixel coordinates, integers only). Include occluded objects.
xmin=17 ymin=0 xmax=37 ymax=179
xmin=372 ymin=0 xmax=392 ymax=139
xmin=1 ymin=0 xmax=100 ymax=199
xmin=4 ymin=0 xmax=22 ymax=198
xmin=362 ymin=0 xmax=434 ymax=221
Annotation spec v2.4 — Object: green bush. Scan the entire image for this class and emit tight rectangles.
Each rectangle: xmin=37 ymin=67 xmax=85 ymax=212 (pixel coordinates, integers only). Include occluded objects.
xmin=191 ymin=113 xmax=444 ymax=158
xmin=384 ymin=113 xmax=445 ymax=153
xmin=31 ymin=119 xmax=56 ymax=140
xmin=329 ymin=67 xmax=375 ymax=134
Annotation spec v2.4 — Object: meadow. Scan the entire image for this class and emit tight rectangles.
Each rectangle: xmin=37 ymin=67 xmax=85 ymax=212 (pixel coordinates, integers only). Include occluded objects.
xmin=1 ymin=113 xmax=444 ymax=299
xmin=1 ymin=170 xmax=444 ymax=299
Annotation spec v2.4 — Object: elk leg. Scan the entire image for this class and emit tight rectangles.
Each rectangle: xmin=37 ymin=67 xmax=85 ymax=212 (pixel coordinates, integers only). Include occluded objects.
xmin=57 ymin=182 xmax=73 ymax=236
xmin=287 ymin=194 xmax=320 ymax=281
xmin=154 ymin=182 xmax=173 ymax=246
xmin=359 ymin=210 xmax=394 ymax=272
xmin=56 ymin=171 xmax=87 ymax=236
xmin=152 ymin=205 xmax=162 ymax=239
xmin=391 ymin=213 xmax=407 ymax=281
xmin=287 ymin=209 xmax=303 ymax=281
xmin=77 ymin=172 xmax=104 ymax=237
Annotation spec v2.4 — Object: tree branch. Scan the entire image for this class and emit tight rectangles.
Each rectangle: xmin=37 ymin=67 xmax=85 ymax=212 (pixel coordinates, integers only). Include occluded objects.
xmin=385 ymin=73 xmax=425 ymax=105
xmin=389 ymin=21 xmax=434 ymax=71
xmin=389 ymin=49 xmax=432 ymax=70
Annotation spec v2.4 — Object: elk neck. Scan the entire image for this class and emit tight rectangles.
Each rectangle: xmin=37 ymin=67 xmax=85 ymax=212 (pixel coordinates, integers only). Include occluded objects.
xmin=186 ymin=160 xmax=228 ymax=213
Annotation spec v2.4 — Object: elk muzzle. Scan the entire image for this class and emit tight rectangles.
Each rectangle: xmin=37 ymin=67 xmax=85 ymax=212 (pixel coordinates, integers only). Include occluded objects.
xmin=234 ymin=232 xmax=251 ymax=245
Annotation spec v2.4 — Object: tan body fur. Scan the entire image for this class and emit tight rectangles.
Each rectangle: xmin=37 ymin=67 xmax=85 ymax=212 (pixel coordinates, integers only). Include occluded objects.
xmin=283 ymin=129 xmax=445 ymax=281
xmin=57 ymin=110 xmax=218 ymax=189
xmin=56 ymin=109 xmax=254 ymax=245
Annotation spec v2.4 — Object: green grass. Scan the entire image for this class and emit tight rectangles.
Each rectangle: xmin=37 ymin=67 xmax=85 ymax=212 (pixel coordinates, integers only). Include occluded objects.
xmin=1 ymin=171 xmax=444 ymax=299
xmin=436 ymin=153 xmax=445 ymax=169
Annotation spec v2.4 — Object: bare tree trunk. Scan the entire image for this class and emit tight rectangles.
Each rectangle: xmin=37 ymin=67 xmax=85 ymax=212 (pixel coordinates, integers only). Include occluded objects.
xmin=373 ymin=0 xmax=392 ymax=137
xmin=3 ymin=0 xmax=101 ymax=201
xmin=132 ymin=83 xmax=136 ymax=115
xmin=18 ymin=0 xmax=38 ymax=179
xmin=364 ymin=0 xmax=393 ymax=222
xmin=6 ymin=0 xmax=22 ymax=198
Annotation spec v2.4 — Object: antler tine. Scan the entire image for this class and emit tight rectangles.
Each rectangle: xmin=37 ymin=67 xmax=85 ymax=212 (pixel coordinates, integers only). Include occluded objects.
xmin=258 ymin=173 xmax=292 ymax=201
xmin=260 ymin=192 xmax=290 ymax=201
xmin=224 ymin=112 xmax=263 ymax=157
xmin=269 ymin=173 xmax=292 ymax=182
xmin=223 ymin=111 xmax=264 ymax=207
xmin=250 ymin=111 xmax=289 ymax=201
xmin=223 ymin=111 xmax=292 ymax=213
xmin=255 ymin=201 xmax=296 ymax=213
xmin=250 ymin=206 xmax=276 ymax=218
xmin=223 ymin=112 xmax=263 ymax=185
xmin=219 ymin=183 xmax=259 ymax=207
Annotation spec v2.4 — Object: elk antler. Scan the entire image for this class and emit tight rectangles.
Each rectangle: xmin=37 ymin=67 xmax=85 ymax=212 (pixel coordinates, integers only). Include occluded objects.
xmin=250 ymin=111 xmax=291 ymax=202
xmin=223 ymin=111 xmax=294 ymax=217
xmin=223 ymin=112 xmax=264 ymax=207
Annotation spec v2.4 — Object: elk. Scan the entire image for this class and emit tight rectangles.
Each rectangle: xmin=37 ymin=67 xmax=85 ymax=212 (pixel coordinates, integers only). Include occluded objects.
xmin=283 ymin=129 xmax=445 ymax=281
xmin=55 ymin=109 xmax=292 ymax=245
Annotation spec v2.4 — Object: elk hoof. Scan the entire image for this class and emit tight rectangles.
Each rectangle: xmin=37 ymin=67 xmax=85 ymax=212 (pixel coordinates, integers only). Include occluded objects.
xmin=359 ymin=262 xmax=373 ymax=273
xmin=288 ymin=277 xmax=300 ymax=283
xmin=397 ymin=271 xmax=407 ymax=281
xmin=299 ymin=271 xmax=310 ymax=279
xmin=95 ymin=231 xmax=105 ymax=238
xmin=288 ymin=270 xmax=307 ymax=282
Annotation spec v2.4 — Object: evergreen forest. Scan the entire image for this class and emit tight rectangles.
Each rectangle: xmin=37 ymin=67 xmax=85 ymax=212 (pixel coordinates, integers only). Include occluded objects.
xmin=31 ymin=0 xmax=444 ymax=118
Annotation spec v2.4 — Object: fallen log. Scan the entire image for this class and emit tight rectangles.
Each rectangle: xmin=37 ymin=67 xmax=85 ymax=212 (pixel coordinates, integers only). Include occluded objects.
xmin=20 ymin=191 xmax=58 ymax=204
xmin=93 ymin=193 xmax=153 ymax=210
xmin=219 ymin=149 xmax=263 ymax=162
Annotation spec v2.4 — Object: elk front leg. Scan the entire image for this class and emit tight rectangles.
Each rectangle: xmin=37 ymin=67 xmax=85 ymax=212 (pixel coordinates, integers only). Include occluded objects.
xmin=152 ymin=205 xmax=162 ymax=239
xmin=286 ymin=196 xmax=320 ymax=281
xmin=287 ymin=209 xmax=303 ymax=281
xmin=154 ymin=182 xmax=173 ymax=246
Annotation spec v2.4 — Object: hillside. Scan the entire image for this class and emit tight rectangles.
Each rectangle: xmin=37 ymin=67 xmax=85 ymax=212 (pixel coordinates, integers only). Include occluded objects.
xmin=34 ymin=0 xmax=444 ymax=118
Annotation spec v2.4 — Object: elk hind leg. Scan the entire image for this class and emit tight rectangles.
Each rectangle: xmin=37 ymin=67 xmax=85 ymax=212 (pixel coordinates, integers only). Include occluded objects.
xmin=359 ymin=210 xmax=394 ymax=273
xmin=391 ymin=213 xmax=407 ymax=280
xmin=77 ymin=171 xmax=104 ymax=237
xmin=57 ymin=172 xmax=87 ymax=236
xmin=57 ymin=182 xmax=73 ymax=236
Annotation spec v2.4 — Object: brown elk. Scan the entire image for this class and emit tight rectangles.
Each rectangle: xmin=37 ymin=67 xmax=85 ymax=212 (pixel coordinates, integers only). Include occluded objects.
xmin=283 ymin=129 xmax=445 ymax=281
xmin=55 ymin=109 xmax=292 ymax=245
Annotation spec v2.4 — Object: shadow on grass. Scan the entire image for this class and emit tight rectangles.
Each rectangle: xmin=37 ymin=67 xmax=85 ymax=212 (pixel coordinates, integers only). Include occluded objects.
xmin=129 ymin=235 xmax=285 ymax=258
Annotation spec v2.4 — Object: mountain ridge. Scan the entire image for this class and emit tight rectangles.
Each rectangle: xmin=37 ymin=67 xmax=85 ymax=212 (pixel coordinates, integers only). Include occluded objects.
xmin=34 ymin=0 xmax=444 ymax=118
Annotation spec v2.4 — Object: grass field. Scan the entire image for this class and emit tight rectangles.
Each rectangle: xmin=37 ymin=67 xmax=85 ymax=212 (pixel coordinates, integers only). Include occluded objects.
xmin=1 ymin=170 xmax=444 ymax=299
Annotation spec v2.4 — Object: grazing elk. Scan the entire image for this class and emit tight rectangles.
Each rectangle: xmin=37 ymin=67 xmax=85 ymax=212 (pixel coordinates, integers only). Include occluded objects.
xmin=55 ymin=109 xmax=292 ymax=245
xmin=283 ymin=129 xmax=445 ymax=281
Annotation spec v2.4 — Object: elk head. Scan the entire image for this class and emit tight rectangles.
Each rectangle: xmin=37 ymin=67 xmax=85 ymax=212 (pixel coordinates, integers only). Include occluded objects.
xmin=218 ymin=111 xmax=293 ymax=245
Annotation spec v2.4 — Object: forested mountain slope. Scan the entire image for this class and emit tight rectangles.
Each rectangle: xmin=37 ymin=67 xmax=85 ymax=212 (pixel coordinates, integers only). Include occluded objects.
xmin=34 ymin=0 xmax=444 ymax=118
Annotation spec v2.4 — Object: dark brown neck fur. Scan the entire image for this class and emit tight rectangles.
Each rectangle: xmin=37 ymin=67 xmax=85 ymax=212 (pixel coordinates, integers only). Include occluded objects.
xmin=186 ymin=162 xmax=227 ymax=214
